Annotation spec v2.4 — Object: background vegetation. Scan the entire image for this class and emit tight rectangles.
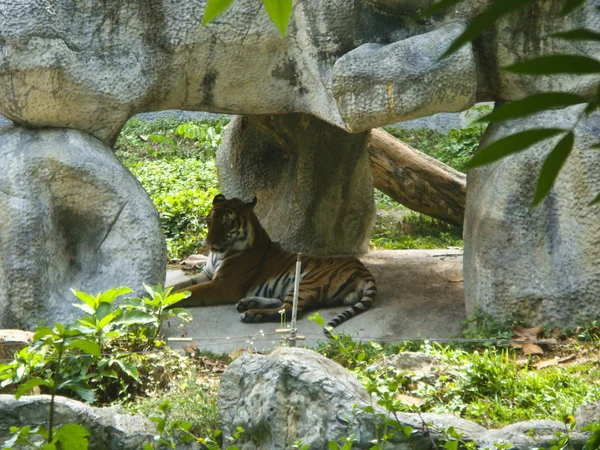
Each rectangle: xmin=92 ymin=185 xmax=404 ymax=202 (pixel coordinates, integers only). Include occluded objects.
xmin=114 ymin=111 xmax=486 ymax=259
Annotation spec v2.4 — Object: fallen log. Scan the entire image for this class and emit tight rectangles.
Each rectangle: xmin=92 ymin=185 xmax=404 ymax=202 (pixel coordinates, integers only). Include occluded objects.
xmin=368 ymin=128 xmax=466 ymax=227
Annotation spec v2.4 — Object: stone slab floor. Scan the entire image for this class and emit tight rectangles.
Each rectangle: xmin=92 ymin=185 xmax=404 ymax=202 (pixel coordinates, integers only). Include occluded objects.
xmin=164 ymin=249 xmax=465 ymax=353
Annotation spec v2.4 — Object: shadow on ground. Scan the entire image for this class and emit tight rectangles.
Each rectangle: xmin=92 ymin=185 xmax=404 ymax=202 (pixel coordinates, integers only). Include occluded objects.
xmin=164 ymin=249 xmax=465 ymax=353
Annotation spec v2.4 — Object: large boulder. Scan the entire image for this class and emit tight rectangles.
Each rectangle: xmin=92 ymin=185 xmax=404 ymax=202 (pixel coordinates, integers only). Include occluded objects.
xmin=219 ymin=347 xmax=486 ymax=449
xmin=0 ymin=0 xmax=479 ymax=144
xmin=0 ymin=395 xmax=159 ymax=450
xmin=219 ymin=347 xmax=592 ymax=449
xmin=464 ymin=106 xmax=600 ymax=327
xmin=0 ymin=126 xmax=166 ymax=329
xmin=217 ymin=114 xmax=375 ymax=255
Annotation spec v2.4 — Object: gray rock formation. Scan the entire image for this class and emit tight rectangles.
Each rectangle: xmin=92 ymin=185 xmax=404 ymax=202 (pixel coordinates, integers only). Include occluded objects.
xmin=0 ymin=0 xmax=478 ymax=145
xmin=476 ymin=0 xmax=600 ymax=101
xmin=477 ymin=420 xmax=588 ymax=450
xmin=332 ymin=23 xmax=476 ymax=133
xmin=0 ymin=395 xmax=161 ymax=450
xmin=0 ymin=127 xmax=166 ymax=329
xmin=219 ymin=347 xmax=486 ymax=449
xmin=576 ymin=399 xmax=600 ymax=430
xmin=464 ymin=106 xmax=600 ymax=327
xmin=219 ymin=347 xmax=592 ymax=449
xmin=217 ymin=114 xmax=375 ymax=255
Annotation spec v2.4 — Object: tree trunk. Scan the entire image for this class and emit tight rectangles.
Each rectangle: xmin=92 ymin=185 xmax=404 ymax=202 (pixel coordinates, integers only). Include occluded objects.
xmin=368 ymin=128 xmax=466 ymax=227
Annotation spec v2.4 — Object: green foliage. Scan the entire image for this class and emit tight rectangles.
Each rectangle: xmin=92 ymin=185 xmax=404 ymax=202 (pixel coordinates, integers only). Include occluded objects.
xmin=115 ymin=117 xmax=224 ymax=259
xmin=371 ymin=207 xmax=463 ymax=250
xmin=1 ymin=286 xmax=191 ymax=406
xmin=3 ymin=424 xmax=90 ymax=450
xmin=121 ymin=284 xmax=192 ymax=339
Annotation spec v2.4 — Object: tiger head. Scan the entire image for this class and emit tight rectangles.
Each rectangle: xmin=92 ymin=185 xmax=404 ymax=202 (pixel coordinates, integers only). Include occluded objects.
xmin=205 ymin=194 xmax=261 ymax=254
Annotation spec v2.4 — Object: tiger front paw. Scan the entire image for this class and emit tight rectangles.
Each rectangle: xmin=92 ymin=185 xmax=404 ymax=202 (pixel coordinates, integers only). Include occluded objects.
xmin=236 ymin=298 xmax=258 ymax=312
xmin=240 ymin=310 xmax=264 ymax=323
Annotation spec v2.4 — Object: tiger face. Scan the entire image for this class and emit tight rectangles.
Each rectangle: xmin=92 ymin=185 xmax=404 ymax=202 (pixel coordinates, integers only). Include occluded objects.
xmin=206 ymin=194 xmax=258 ymax=253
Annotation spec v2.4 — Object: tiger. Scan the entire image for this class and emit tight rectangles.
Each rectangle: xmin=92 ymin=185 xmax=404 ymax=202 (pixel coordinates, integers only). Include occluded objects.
xmin=172 ymin=194 xmax=377 ymax=332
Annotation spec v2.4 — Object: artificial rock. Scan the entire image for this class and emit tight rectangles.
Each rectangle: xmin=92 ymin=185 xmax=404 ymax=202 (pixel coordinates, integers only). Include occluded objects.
xmin=0 ymin=127 xmax=166 ymax=328
xmin=464 ymin=106 xmax=600 ymax=327
xmin=217 ymin=114 xmax=375 ymax=255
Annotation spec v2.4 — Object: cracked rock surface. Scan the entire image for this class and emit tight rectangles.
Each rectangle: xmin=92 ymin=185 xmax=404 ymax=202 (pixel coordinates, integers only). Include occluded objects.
xmin=0 ymin=126 xmax=166 ymax=328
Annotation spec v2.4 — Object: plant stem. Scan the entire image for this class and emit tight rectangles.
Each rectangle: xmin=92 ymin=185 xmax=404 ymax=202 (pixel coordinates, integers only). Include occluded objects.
xmin=48 ymin=340 xmax=65 ymax=443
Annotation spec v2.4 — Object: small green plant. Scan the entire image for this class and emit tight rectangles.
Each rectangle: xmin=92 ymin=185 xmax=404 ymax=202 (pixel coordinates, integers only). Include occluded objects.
xmin=2 ymin=323 xmax=96 ymax=449
xmin=144 ymin=399 xmax=198 ymax=449
xmin=121 ymin=284 xmax=192 ymax=339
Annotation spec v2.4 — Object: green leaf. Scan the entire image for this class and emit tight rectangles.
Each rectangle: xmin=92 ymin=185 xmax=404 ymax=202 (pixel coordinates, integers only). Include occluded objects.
xmin=465 ymin=129 xmax=566 ymax=170
xmin=504 ymin=55 xmax=600 ymax=74
xmin=532 ymin=132 xmax=574 ymax=207
xmin=113 ymin=310 xmax=155 ymax=326
xmin=61 ymin=381 xmax=96 ymax=403
xmin=94 ymin=303 xmax=113 ymax=322
xmin=15 ymin=377 xmax=51 ymax=399
xmin=442 ymin=0 xmax=534 ymax=58
xmin=552 ymin=28 xmax=600 ymax=41
xmin=71 ymin=289 xmax=98 ymax=310
xmin=72 ymin=303 xmax=95 ymax=315
xmin=203 ymin=0 xmax=234 ymax=25
xmin=328 ymin=442 xmax=339 ymax=450
xmin=263 ymin=0 xmax=293 ymax=35
xmin=54 ymin=424 xmax=90 ymax=450
xmin=478 ymin=93 xmax=586 ymax=123
xmin=33 ymin=327 xmax=55 ymax=340
xmin=420 ymin=0 xmax=463 ymax=16
xmin=561 ymin=0 xmax=586 ymax=16
xmin=114 ymin=359 xmax=140 ymax=380
xmin=162 ymin=291 xmax=191 ymax=307
xmin=97 ymin=310 xmax=120 ymax=330
xmin=66 ymin=339 xmax=101 ymax=357
xmin=41 ymin=444 xmax=57 ymax=450
xmin=98 ymin=287 xmax=133 ymax=304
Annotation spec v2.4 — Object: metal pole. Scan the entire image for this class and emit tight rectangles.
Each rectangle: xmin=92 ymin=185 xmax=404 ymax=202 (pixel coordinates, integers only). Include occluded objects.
xmin=289 ymin=253 xmax=302 ymax=347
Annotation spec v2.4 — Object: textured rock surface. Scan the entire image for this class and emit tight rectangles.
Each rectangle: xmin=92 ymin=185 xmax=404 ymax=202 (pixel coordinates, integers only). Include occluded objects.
xmin=332 ymin=23 xmax=477 ymax=133
xmin=477 ymin=420 xmax=588 ymax=450
xmin=219 ymin=347 xmax=486 ymax=449
xmin=576 ymin=399 xmax=600 ymax=429
xmin=0 ymin=0 xmax=479 ymax=143
xmin=217 ymin=114 xmax=375 ymax=255
xmin=219 ymin=347 xmax=592 ymax=449
xmin=464 ymin=106 xmax=600 ymax=327
xmin=476 ymin=0 xmax=600 ymax=101
xmin=0 ymin=127 xmax=166 ymax=329
xmin=0 ymin=395 xmax=161 ymax=450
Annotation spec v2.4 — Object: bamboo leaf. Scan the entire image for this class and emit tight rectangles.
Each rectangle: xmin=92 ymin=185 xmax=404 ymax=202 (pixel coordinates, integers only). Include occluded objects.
xmin=504 ymin=55 xmax=600 ymax=74
xmin=532 ymin=132 xmax=574 ymax=207
xmin=552 ymin=28 xmax=600 ymax=41
xmin=590 ymin=191 xmax=600 ymax=205
xmin=478 ymin=93 xmax=586 ymax=123
xmin=465 ymin=129 xmax=566 ymax=170
xmin=442 ymin=0 xmax=535 ymax=58
xmin=203 ymin=0 xmax=235 ymax=25
xmin=561 ymin=0 xmax=586 ymax=16
xmin=263 ymin=0 xmax=293 ymax=35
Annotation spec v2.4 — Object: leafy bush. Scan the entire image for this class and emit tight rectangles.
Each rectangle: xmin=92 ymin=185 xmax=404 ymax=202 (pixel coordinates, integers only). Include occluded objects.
xmin=115 ymin=118 xmax=224 ymax=259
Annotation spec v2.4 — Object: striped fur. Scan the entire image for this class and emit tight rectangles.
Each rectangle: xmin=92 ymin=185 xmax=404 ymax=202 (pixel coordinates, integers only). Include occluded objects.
xmin=174 ymin=194 xmax=377 ymax=333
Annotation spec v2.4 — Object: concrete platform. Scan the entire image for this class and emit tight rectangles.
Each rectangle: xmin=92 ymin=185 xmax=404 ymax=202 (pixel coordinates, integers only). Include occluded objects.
xmin=164 ymin=249 xmax=465 ymax=353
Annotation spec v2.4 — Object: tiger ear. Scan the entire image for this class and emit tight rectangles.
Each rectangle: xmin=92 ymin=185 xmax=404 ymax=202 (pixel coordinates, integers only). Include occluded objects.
xmin=213 ymin=194 xmax=227 ymax=205
xmin=246 ymin=196 xmax=257 ymax=208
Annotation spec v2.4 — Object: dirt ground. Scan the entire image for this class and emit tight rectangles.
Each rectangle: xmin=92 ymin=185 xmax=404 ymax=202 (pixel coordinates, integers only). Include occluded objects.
xmin=164 ymin=249 xmax=465 ymax=353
